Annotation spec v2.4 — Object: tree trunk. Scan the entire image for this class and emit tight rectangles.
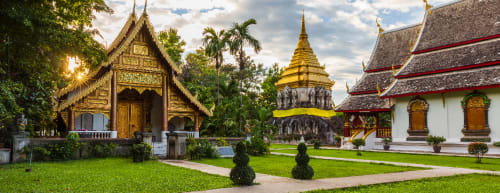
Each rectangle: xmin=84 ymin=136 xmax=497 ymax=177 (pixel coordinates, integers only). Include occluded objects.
xmin=216 ymin=57 xmax=220 ymax=104
xmin=239 ymin=49 xmax=243 ymax=133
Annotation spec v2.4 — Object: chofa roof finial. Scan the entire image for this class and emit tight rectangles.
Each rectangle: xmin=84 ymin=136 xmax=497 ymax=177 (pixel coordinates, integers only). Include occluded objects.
xmin=376 ymin=18 xmax=384 ymax=34
xmin=362 ymin=60 xmax=366 ymax=71
xmin=346 ymin=82 xmax=350 ymax=94
xmin=423 ymin=0 xmax=432 ymax=11
xmin=132 ymin=0 xmax=136 ymax=14
xmin=143 ymin=0 xmax=148 ymax=14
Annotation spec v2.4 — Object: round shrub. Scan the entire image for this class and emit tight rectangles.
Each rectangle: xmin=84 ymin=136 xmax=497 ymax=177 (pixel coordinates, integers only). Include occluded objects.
xmin=131 ymin=142 xmax=152 ymax=162
xmin=292 ymin=143 xmax=314 ymax=180
xmin=468 ymin=142 xmax=489 ymax=163
xmin=311 ymin=139 xmax=321 ymax=149
xmin=352 ymin=139 xmax=365 ymax=149
xmin=230 ymin=142 xmax=255 ymax=185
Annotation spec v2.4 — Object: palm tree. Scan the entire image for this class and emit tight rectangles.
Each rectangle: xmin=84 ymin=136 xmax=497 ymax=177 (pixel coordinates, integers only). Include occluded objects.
xmin=202 ymin=27 xmax=228 ymax=103
xmin=227 ymin=18 xmax=262 ymax=132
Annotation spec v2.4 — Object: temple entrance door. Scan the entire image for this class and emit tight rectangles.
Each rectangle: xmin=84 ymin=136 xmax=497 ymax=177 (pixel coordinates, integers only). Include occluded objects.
xmin=117 ymin=101 xmax=144 ymax=138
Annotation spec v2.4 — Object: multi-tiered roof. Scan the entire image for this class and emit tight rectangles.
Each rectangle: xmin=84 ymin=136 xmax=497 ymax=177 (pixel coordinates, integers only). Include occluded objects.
xmin=381 ymin=0 xmax=500 ymax=98
xmin=275 ymin=12 xmax=335 ymax=91
xmin=336 ymin=24 xmax=421 ymax=112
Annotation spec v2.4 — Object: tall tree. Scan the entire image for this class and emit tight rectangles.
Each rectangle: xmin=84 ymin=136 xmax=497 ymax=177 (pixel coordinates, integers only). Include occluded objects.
xmin=0 ymin=0 xmax=112 ymax=135
xmin=227 ymin=18 xmax=262 ymax=131
xmin=158 ymin=28 xmax=186 ymax=64
xmin=202 ymin=27 xmax=228 ymax=103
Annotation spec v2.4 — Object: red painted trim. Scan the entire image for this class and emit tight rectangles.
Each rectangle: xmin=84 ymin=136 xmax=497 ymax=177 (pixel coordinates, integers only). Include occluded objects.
xmin=396 ymin=60 xmax=500 ymax=78
xmin=350 ymin=90 xmax=378 ymax=95
xmin=336 ymin=108 xmax=390 ymax=113
xmin=381 ymin=84 xmax=500 ymax=99
xmin=365 ymin=65 xmax=402 ymax=73
xmin=412 ymin=34 xmax=500 ymax=55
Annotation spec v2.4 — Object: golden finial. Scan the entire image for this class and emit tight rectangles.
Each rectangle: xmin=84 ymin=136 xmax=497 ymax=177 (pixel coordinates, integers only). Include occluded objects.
xmin=132 ymin=0 xmax=136 ymax=14
xmin=423 ymin=0 xmax=432 ymax=11
xmin=377 ymin=82 xmax=381 ymax=96
xmin=300 ymin=9 xmax=307 ymax=38
xmin=392 ymin=64 xmax=396 ymax=76
xmin=143 ymin=0 xmax=148 ymax=13
xmin=362 ymin=60 xmax=366 ymax=71
xmin=376 ymin=18 xmax=384 ymax=34
xmin=346 ymin=82 xmax=350 ymax=93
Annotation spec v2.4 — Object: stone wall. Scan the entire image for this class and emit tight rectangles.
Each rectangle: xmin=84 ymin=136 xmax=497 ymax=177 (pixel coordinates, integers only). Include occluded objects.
xmin=277 ymin=86 xmax=333 ymax=110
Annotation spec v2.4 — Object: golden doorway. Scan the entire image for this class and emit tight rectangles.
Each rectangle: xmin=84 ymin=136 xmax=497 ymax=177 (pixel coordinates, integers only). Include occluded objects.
xmin=117 ymin=101 xmax=144 ymax=138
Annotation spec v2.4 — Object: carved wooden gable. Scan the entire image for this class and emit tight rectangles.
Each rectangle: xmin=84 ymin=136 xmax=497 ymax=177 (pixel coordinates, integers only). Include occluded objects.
xmin=74 ymin=80 xmax=111 ymax=112
xmin=168 ymin=85 xmax=195 ymax=114
xmin=115 ymin=26 xmax=166 ymax=96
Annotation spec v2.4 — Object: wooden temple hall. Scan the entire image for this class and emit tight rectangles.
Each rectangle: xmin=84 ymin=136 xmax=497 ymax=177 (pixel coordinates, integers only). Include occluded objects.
xmin=54 ymin=4 xmax=212 ymax=141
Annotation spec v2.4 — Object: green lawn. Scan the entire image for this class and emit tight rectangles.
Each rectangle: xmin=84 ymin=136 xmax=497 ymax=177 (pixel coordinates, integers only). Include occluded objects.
xmin=270 ymin=144 xmax=305 ymax=149
xmin=308 ymin=174 xmax=500 ymax=193
xmin=0 ymin=158 xmax=233 ymax=192
xmin=193 ymin=155 xmax=422 ymax=179
xmin=273 ymin=149 xmax=500 ymax=171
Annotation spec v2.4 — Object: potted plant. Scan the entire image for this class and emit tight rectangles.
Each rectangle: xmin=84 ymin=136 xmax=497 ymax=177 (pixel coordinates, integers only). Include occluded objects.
xmin=334 ymin=136 xmax=342 ymax=148
xmin=311 ymin=139 xmax=321 ymax=149
xmin=382 ymin=138 xmax=392 ymax=150
xmin=426 ymin=135 xmax=446 ymax=153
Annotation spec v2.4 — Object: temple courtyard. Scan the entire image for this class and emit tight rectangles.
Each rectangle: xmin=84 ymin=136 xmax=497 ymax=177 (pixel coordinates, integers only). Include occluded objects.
xmin=2 ymin=146 xmax=500 ymax=193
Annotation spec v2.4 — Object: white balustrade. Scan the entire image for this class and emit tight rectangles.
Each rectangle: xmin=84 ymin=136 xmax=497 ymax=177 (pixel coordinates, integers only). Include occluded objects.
xmin=172 ymin=131 xmax=199 ymax=138
xmin=69 ymin=131 xmax=114 ymax=139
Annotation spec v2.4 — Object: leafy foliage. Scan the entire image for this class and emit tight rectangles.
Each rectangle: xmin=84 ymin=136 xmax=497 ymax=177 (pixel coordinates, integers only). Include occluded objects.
xmin=352 ymin=139 xmax=365 ymax=149
xmin=47 ymin=132 xmax=81 ymax=160
xmin=468 ymin=142 xmax=489 ymax=163
xmin=245 ymin=137 xmax=270 ymax=156
xmin=0 ymin=0 xmax=112 ymax=135
xmin=230 ymin=142 xmax=256 ymax=185
xmin=131 ymin=142 xmax=153 ymax=162
xmin=187 ymin=138 xmax=218 ymax=160
xmin=91 ymin=143 xmax=118 ymax=158
xmin=311 ymin=139 xmax=321 ymax=149
xmin=292 ymin=143 xmax=314 ymax=179
xmin=382 ymin=137 xmax=392 ymax=144
xmin=157 ymin=28 xmax=186 ymax=64
xmin=426 ymin=135 xmax=446 ymax=145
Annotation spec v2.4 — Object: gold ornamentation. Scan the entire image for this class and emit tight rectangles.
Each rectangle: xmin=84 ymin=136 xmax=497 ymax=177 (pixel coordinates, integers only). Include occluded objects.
xmin=123 ymin=57 xmax=139 ymax=65
xmin=346 ymin=83 xmax=350 ymax=93
xmin=133 ymin=45 xmax=149 ymax=55
xmin=117 ymin=85 xmax=162 ymax=96
xmin=143 ymin=59 xmax=158 ymax=68
xmin=467 ymin=96 xmax=485 ymax=108
xmin=392 ymin=64 xmax=396 ymax=76
xmin=423 ymin=0 xmax=432 ymax=11
xmin=376 ymin=82 xmax=381 ymax=97
xmin=275 ymin=12 xmax=334 ymax=91
xmin=362 ymin=60 xmax=366 ymax=71
xmin=117 ymin=71 xmax=162 ymax=86
xmin=376 ymin=18 xmax=384 ymax=34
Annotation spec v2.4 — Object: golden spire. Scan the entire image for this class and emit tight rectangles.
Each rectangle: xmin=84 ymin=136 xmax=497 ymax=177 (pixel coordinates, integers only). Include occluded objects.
xmin=362 ymin=60 xmax=366 ymax=71
xmin=132 ymin=0 xmax=136 ymax=14
xmin=143 ymin=0 xmax=148 ymax=13
xmin=376 ymin=18 xmax=384 ymax=34
xmin=274 ymin=10 xmax=334 ymax=91
xmin=423 ymin=0 xmax=432 ymax=11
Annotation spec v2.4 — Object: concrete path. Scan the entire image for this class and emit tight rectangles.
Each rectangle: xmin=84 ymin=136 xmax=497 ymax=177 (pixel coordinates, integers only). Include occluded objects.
xmin=161 ymin=156 xmax=500 ymax=193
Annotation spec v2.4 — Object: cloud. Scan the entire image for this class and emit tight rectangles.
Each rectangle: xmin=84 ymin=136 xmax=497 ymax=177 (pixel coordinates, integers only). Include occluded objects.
xmin=92 ymin=0 xmax=449 ymax=104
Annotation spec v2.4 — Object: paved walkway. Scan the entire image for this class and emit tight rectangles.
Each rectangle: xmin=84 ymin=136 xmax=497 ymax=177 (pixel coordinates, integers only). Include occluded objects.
xmin=161 ymin=155 xmax=500 ymax=193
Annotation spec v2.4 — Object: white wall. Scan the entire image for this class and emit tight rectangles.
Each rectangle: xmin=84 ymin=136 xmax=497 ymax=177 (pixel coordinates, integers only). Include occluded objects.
xmin=392 ymin=88 xmax=500 ymax=144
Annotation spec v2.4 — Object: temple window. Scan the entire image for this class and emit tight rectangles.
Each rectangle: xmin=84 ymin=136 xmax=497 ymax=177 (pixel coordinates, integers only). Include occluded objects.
xmin=75 ymin=113 xmax=109 ymax=131
xmin=406 ymin=97 xmax=429 ymax=141
xmin=461 ymin=92 xmax=491 ymax=142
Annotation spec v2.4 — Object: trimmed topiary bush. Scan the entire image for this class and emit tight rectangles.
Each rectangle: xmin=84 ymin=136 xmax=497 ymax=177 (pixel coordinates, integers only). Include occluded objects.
xmin=352 ymin=138 xmax=365 ymax=149
xmin=468 ymin=142 xmax=489 ymax=163
xmin=230 ymin=142 xmax=255 ymax=185
xmin=311 ymin=139 xmax=321 ymax=149
xmin=292 ymin=143 xmax=314 ymax=180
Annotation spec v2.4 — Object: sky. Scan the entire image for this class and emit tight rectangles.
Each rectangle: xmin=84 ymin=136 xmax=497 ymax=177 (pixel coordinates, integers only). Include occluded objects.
xmin=92 ymin=0 xmax=451 ymax=105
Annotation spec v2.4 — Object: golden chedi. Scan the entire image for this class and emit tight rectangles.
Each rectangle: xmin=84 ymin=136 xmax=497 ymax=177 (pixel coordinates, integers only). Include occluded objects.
xmin=273 ymin=12 xmax=337 ymax=144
